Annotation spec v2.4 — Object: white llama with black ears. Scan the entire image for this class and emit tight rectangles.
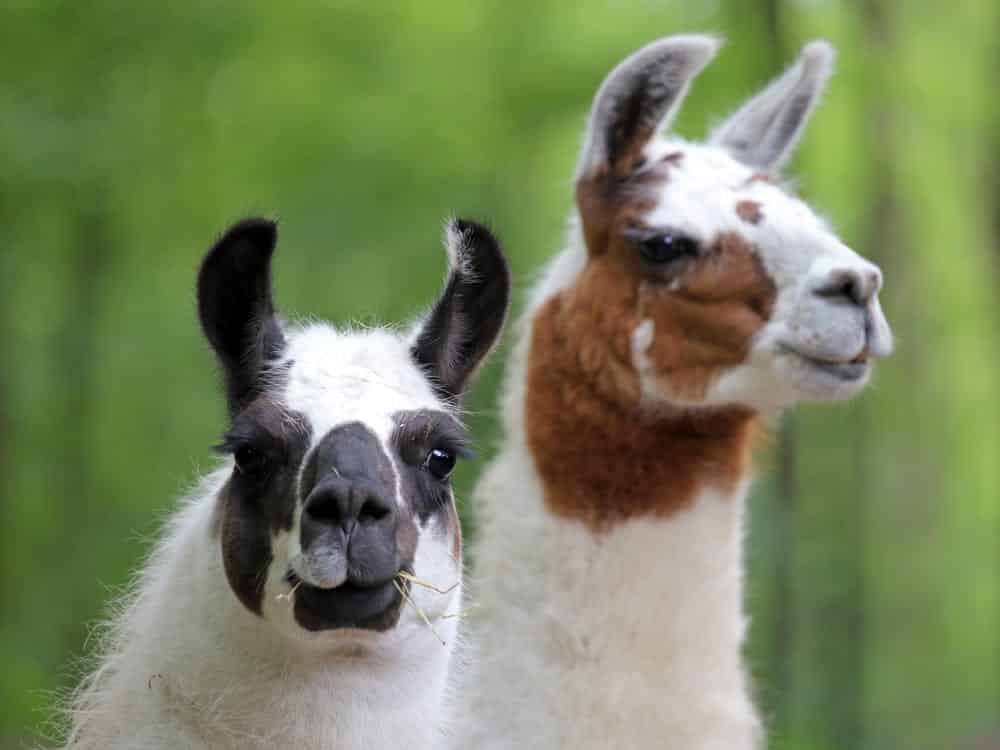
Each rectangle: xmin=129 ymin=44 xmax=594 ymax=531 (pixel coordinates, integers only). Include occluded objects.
xmin=456 ymin=35 xmax=892 ymax=749
xmin=59 ymin=217 xmax=510 ymax=750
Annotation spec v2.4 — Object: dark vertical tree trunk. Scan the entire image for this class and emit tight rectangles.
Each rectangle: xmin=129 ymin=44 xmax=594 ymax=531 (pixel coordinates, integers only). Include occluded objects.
xmin=0 ymin=200 xmax=9 ymax=611
xmin=756 ymin=0 xmax=797 ymax=735
xmin=993 ymin=9 xmax=1000 ymax=725
xmin=847 ymin=0 xmax=898 ymax=746
xmin=53 ymin=193 xmax=112 ymax=656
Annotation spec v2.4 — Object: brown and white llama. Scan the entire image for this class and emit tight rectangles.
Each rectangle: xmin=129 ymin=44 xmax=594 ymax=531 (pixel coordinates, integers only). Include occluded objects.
xmin=455 ymin=35 xmax=893 ymax=749
xmin=59 ymin=217 xmax=510 ymax=750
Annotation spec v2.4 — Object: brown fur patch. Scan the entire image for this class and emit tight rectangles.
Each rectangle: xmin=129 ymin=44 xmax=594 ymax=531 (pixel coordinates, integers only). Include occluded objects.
xmin=736 ymin=200 xmax=763 ymax=225
xmin=522 ymin=173 xmax=777 ymax=528
xmin=525 ymin=292 xmax=759 ymax=528
xmin=639 ymin=232 xmax=776 ymax=400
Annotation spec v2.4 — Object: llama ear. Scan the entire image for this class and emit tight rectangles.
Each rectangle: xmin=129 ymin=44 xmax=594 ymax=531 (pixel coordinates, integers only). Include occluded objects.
xmin=411 ymin=219 xmax=511 ymax=403
xmin=576 ymin=34 xmax=721 ymax=181
xmin=709 ymin=40 xmax=835 ymax=172
xmin=197 ymin=218 xmax=286 ymax=416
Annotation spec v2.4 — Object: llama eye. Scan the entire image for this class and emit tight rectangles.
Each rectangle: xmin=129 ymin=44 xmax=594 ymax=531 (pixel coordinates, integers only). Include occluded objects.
xmin=424 ymin=448 xmax=456 ymax=481
xmin=638 ymin=233 xmax=699 ymax=264
xmin=234 ymin=445 xmax=268 ymax=476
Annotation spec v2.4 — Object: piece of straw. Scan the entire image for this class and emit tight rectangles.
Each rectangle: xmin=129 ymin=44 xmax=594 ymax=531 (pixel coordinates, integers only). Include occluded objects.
xmin=276 ymin=580 xmax=302 ymax=604
xmin=393 ymin=578 xmax=446 ymax=647
xmin=441 ymin=603 xmax=480 ymax=620
xmin=396 ymin=570 xmax=459 ymax=596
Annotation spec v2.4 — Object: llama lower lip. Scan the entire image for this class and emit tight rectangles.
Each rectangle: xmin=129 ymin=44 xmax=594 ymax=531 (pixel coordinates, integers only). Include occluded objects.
xmin=784 ymin=347 xmax=869 ymax=381
xmin=292 ymin=575 xmax=403 ymax=632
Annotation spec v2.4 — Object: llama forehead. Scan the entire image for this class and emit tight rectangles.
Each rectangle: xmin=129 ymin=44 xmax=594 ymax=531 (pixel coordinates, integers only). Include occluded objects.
xmin=641 ymin=140 xmax=843 ymax=283
xmin=280 ymin=323 xmax=445 ymax=446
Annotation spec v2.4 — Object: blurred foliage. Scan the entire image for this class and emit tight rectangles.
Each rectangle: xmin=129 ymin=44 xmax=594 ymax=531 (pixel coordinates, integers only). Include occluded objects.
xmin=1 ymin=1 xmax=997 ymax=748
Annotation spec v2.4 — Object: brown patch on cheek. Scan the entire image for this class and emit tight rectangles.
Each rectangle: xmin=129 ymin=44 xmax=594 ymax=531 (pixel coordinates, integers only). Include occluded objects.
xmin=736 ymin=200 xmax=763 ymax=225
xmin=639 ymin=232 xmax=776 ymax=401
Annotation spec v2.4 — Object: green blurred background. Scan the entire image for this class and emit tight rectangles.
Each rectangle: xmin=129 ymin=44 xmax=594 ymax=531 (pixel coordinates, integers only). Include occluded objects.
xmin=2 ymin=1 xmax=997 ymax=748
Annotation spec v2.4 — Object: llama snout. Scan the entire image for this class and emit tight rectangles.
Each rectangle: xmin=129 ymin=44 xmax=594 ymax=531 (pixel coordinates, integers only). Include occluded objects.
xmin=299 ymin=474 xmax=399 ymax=588
xmin=283 ymin=422 xmax=414 ymax=632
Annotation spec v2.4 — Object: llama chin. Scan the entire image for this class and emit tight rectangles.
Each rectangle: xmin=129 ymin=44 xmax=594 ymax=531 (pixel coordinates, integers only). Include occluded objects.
xmin=455 ymin=35 xmax=892 ymax=749
xmin=58 ymin=217 xmax=510 ymax=750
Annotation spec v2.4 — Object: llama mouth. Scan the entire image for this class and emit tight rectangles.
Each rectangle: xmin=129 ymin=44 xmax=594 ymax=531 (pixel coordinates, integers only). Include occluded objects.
xmin=286 ymin=571 xmax=405 ymax=632
xmin=782 ymin=346 xmax=870 ymax=382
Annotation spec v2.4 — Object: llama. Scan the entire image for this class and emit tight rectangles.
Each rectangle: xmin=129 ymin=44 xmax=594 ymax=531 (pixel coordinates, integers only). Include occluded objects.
xmin=59 ymin=217 xmax=510 ymax=750
xmin=455 ymin=35 xmax=893 ymax=749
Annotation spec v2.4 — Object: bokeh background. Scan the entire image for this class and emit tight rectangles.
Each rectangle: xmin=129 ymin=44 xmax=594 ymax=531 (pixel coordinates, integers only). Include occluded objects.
xmin=2 ymin=1 xmax=997 ymax=748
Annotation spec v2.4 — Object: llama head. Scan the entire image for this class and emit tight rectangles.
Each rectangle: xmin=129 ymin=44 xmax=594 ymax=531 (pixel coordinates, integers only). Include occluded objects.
xmin=197 ymin=218 xmax=509 ymax=643
xmin=568 ymin=35 xmax=892 ymax=413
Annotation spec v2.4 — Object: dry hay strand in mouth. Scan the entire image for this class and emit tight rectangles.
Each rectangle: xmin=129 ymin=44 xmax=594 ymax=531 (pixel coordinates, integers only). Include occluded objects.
xmin=441 ymin=602 xmax=480 ymax=620
xmin=275 ymin=580 xmax=302 ymax=604
xmin=393 ymin=578 xmax=446 ymax=647
xmin=396 ymin=570 xmax=459 ymax=596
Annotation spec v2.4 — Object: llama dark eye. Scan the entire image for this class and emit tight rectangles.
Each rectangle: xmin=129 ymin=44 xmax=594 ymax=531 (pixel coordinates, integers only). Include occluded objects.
xmin=638 ymin=233 xmax=699 ymax=264
xmin=424 ymin=448 xmax=457 ymax=480
xmin=234 ymin=445 xmax=268 ymax=476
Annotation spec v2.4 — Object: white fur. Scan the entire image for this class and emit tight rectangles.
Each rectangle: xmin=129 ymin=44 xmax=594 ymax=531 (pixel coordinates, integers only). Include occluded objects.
xmin=61 ymin=324 xmax=463 ymax=750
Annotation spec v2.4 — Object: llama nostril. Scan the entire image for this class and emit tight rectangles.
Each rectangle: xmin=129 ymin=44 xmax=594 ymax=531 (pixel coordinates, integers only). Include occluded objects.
xmin=305 ymin=493 xmax=342 ymax=525
xmin=814 ymin=268 xmax=875 ymax=306
xmin=304 ymin=478 xmax=393 ymax=531
xmin=358 ymin=498 xmax=390 ymax=524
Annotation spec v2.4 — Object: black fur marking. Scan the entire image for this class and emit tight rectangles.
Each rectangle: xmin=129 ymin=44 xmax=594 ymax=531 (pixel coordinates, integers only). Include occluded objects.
xmin=391 ymin=409 xmax=469 ymax=524
xmin=411 ymin=219 xmax=510 ymax=403
xmin=198 ymin=218 xmax=286 ymax=416
xmin=216 ymin=400 xmax=310 ymax=615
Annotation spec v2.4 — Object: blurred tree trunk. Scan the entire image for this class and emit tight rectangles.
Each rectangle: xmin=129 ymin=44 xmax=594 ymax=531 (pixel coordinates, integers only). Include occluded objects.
xmin=0 ymin=202 xmax=9 ymax=610
xmin=756 ymin=0 xmax=797 ymax=734
xmin=852 ymin=1 xmax=897 ymax=746
xmin=53 ymin=194 xmax=112 ymax=656
xmin=994 ymin=10 xmax=1000 ymax=723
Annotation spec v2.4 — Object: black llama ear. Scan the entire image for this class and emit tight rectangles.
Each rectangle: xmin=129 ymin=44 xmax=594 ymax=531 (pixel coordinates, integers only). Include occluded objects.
xmin=577 ymin=34 xmax=721 ymax=181
xmin=197 ymin=218 xmax=286 ymax=416
xmin=411 ymin=219 xmax=511 ymax=403
xmin=709 ymin=40 xmax=835 ymax=172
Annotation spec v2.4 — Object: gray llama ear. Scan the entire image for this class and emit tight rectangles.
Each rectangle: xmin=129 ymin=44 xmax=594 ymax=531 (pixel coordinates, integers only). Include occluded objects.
xmin=576 ymin=34 xmax=722 ymax=181
xmin=709 ymin=40 xmax=835 ymax=172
